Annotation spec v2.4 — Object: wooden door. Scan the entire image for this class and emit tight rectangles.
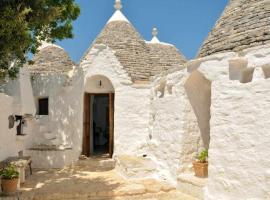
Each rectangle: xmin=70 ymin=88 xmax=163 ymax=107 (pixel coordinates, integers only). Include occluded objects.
xmin=109 ymin=93 xmax=114 ymax=158
xmin=83 ymin=93 xmax=90 ymax=157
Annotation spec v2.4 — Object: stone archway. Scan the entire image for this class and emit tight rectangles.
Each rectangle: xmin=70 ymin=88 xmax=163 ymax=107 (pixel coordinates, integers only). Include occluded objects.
xmin=82 ymin=75 xmax=115 ymax=158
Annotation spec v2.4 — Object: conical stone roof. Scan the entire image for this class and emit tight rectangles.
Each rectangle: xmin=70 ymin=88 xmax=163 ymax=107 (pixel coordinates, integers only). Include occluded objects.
xmin=147 ymin=43 xmax=186 ymax=77
xmin=28 ymin=44 xmax=75 ymax=74
xmin=88 ymin=20 xmax=187 ymax=81
xmin=198 ymin=0 xmax=270 ymax=57
xmin=82 ymin=1 xmax=187 ymax=82
xmin=94 ymin=20 xmax=152 ymax=81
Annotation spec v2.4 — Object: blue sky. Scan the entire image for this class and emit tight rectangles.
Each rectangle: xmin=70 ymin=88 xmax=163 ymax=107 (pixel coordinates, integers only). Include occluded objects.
xmin=56 ymin=0 xmax=228 ymax=62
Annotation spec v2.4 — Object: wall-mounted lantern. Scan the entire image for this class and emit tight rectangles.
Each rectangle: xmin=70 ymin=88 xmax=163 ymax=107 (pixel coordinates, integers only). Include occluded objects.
xmin=98 ymin=80 xmax=102 ymax=88
xmin=14 ymin=115 xmax=27 ymax=136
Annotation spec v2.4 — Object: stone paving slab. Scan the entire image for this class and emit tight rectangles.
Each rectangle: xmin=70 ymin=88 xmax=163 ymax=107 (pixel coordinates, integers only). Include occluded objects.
xmin=1 ymin=158 xmax=196 ymax=200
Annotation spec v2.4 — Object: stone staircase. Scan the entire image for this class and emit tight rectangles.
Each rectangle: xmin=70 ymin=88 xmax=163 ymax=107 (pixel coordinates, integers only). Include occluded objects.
xmin=177 ymin=173 xmax=207 ymax=200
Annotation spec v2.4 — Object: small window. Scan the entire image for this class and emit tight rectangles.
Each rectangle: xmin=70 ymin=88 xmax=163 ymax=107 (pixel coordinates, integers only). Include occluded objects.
xmin=38 ymin=98 xmax=49 ymax=115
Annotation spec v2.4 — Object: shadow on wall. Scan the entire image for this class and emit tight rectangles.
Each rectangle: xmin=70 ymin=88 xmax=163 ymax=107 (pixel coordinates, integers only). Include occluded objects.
xmin=184 ymin=70 xmax=211 ymax=149
xmin=229 ymin=58 xmax=270 ymax=83
xmin=29 ymin=73 xmax=84 ymax=167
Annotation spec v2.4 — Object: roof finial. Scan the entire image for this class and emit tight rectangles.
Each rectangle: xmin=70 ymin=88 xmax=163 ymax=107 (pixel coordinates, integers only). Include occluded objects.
xmin=114 ymin=0 xmax=122 ymax=11
xmin=150 ymin=27 xmax=160 ymax=43
xmin=108 ymin=0 xmax=129 ymax=24
xmin=152 ymin=27 xmax=158 ymax=37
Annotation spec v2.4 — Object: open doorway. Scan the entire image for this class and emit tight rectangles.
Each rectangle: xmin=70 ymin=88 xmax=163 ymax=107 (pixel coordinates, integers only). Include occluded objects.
xmin=83 ymin=93 xmax=114 ymax=158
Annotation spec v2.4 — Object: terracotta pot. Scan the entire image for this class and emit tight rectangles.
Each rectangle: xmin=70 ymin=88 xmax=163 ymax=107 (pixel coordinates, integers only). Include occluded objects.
xmin=193 ymin=161 xmax=208 ymax=178
xmin=1 ymin=178 xmax=18 ymax=193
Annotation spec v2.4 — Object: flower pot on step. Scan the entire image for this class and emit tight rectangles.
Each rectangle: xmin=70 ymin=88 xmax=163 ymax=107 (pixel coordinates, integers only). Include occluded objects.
xmin=193 ymin=161 xmax=208 ymax=178
xmin=1 ymin=178 xmax=19 ymax=193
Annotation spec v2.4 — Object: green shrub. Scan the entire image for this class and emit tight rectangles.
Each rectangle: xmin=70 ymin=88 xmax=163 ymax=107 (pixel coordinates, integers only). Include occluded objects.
xmin=197 ymin=149 xmax=208 ymax=163
xmin=0 ymin=165 xmax=19 ymax=180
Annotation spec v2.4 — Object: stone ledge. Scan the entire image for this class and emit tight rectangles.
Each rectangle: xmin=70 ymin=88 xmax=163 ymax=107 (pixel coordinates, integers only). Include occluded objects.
xmin=177 ymin=173 xmax=207 ymax=199
xmin=28 ymin=145 xmax=72 ymax=151
xmin=178 ymin=173 xmax=207 ymax=187
xmin=115 ymin=155 xmax=157 ymax=180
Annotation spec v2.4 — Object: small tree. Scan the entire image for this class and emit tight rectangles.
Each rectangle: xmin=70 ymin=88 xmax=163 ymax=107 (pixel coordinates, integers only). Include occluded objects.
xmin=0 ymin=0 xmax=80 ymax=79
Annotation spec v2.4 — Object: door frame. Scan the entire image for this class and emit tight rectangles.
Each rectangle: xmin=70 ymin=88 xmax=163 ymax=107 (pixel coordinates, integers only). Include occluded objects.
xmin=82 ymin=93 xmax=114 ymax=158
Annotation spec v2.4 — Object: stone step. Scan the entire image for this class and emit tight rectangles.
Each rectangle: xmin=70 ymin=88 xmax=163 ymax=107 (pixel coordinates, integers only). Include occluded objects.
xmin=77 ymin=157 xmax=116 ymax=171
xmin=177 ymin=173 xmax=207 ymax=200
xmin=99 ymin=158 xmax=116 ymax=169
xmin=115 ymin=155 xmax=157 ymax=179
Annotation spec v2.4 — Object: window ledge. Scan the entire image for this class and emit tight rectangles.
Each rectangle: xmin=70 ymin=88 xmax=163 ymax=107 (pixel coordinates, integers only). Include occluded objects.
xmin=35 ymin=115 xmax=49 ymax=119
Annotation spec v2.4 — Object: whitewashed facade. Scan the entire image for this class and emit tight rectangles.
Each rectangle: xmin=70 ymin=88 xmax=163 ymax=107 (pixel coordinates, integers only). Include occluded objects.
xmin=0 ymin=0 xmax=270 ymax=199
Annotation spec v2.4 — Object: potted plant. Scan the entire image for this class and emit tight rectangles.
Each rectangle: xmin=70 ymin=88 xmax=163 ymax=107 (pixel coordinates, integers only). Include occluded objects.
xmin=0 ymin=165 xmax=19 ymax=193
xmin=193 ymin=149 xmax=208 ymax=178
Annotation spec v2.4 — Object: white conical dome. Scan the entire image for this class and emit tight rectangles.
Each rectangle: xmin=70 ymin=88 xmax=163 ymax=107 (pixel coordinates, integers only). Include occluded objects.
xmin=107 ymin=0 xmax=130 ymax=24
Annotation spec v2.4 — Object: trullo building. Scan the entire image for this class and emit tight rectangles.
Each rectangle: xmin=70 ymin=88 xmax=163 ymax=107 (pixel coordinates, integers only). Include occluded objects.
xmin=0 ymin=0 xmax=270 ymax=199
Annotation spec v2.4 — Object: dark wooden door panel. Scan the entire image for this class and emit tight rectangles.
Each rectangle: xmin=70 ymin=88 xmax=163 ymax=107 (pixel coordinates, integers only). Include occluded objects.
xmin=109 ymin=93 xmax=114 ymax=158
xmin=83 ymin=93 xmax=90 ymax=157
xmin=83 ymin=93 xmax=114 ymax=158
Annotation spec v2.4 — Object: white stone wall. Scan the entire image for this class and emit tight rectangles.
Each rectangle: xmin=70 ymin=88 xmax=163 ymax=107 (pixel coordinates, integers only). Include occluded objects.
xmin=0 ymin=69 xmax=36 ymax=162
xmin=20 ymin=68 xmax=36 ymax=115
xmin=0 ymin=94 xmax=21 ymax=161
xmin=82 ymin=44 xmax=151 ymax=156
xmin=148 ymin=70 xmax=203 ymax=184
xmin=25 ymin=149 xmax=75 ymax=169
xmin=0 ymin=95 xmax=35 ymax=162
xmin=82 ymin=45 xmax=198 ymax=182
xmin=29 ymin=69 xmax=84 ymax=167
xmin=31 ymin=71 xmax=83 ymax=148
xmin=31 ymin=74 xmax=70 ymax=146
xmin=206 ymin=78 xmax=270 ymax=200
xmin=27 ymin=44 xmax=151 ymax=168
xmin=1 ymin=68 xmax=36 ymax=116
xmin=2 ymin=38 xmax=269 ymax=200
xmin=200 ymin=45 xmax=270 ymax=200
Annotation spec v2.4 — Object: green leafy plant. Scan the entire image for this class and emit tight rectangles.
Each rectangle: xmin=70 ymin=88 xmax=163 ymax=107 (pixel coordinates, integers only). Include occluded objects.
xmin=0 ymin=165 xmax=19 ymax=180
xmin=197 ymin=149 xmax=208 ymax=163
xmin=0 ymin=0 xmax=80 ymax=79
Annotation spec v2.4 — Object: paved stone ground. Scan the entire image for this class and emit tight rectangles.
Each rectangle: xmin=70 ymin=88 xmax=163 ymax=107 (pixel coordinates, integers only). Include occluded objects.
xmin=15 ymin=158 xmax=196 ymax=200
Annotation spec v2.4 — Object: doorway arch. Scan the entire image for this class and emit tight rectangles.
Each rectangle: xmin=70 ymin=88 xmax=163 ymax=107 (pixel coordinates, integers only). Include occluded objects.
xmin=83 ymin=75 xmax=115 ymax=158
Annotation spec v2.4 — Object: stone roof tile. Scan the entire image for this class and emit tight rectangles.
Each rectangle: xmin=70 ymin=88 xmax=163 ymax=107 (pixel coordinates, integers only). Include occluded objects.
xmin=198 ymin=0 xmax=270 ymax=57
xmin=86 ymin=21 xmax=187 ymax=81
xmin=27 ymin=45 xmax=74 ymax=74
xmin=93 ymin=21 xmax=152 ymax=82
xmin=147 ymin=43 xmax=187 ymax=77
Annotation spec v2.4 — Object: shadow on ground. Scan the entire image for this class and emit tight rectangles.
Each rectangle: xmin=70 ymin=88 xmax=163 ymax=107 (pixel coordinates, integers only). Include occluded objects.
xmin=19 ymin=158 xmax=195 ymax=200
